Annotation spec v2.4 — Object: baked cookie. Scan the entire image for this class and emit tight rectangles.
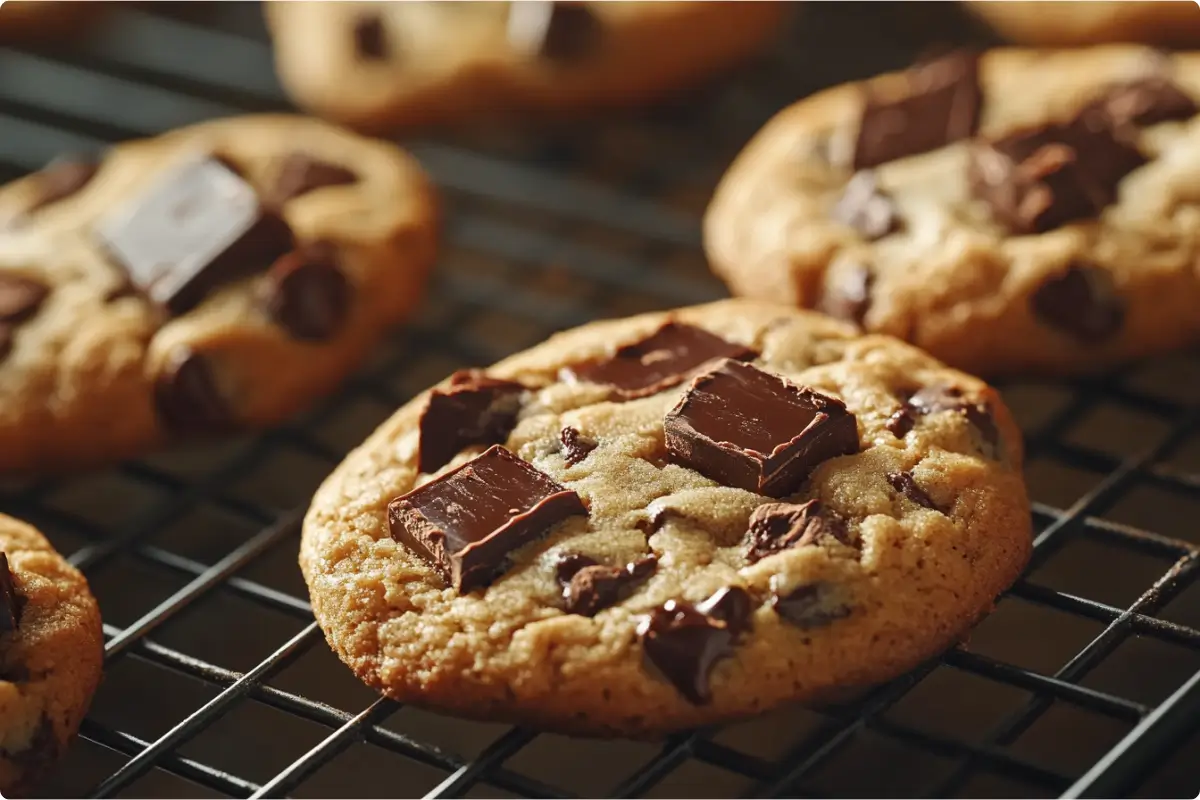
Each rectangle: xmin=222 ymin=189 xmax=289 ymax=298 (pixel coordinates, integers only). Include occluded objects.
xmin=965 ymin=1 xmax=1200 ymax=48
xmin=705 ymin=47 xmax=1200 ymax=376
xmin=0 ymin=514 xmax=103 ymax=795
xmin=265 ymin=1 xmax=786 ymax=131
xmin=301 ymin=299 xmax=1031 ymax=736
xmin=0 ymin=114 xmax=437 ymax=473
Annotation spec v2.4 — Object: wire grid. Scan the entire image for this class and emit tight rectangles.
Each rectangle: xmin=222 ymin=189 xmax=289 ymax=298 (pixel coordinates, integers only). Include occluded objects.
xmin=0 ymin=2 xmax=1197 ymax=798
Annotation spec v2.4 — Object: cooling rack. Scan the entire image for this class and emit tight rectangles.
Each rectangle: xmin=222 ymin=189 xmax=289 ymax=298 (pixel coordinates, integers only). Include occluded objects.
xmin=0 ymin=2 xmax=1197 ymax=797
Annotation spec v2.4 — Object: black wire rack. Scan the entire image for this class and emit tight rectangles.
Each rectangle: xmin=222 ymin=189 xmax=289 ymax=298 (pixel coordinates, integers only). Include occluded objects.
xmin=1 ymin=2 xmax=1198 ymax=798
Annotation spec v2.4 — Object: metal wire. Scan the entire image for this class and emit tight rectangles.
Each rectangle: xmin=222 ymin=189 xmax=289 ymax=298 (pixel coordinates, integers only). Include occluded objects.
xmin=0 ymin=2 xmax=1197 ymax=798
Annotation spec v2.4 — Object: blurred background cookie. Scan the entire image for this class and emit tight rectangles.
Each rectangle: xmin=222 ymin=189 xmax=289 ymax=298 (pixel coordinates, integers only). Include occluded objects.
xmin=964 ymin=1 xmax=1200 ymax=47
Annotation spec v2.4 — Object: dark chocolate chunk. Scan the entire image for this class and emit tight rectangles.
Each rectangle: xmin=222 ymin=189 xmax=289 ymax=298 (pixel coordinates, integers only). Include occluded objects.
xmin=831 ymin=171 xmax=900 ymax=240
xmin=636 ymin=586 xmax=753 ymax=704
xmin=508 ymin=2 xmax=601 ymax=62
xmin=260 ymin=243 xmax=351 ymax=342
xmin=389 ymin=445 xmax=587 ymax=594
xmin=354 ymin=14 xmax=388 ymax=60
xmin=1086 ymin=76 xmax=1198 ymax=128
xmin=853 ymin=51 xmax=981 ymax=169
xmin=885 ymin=407 xmax=916 ymax=438
xmin=664 ymin=359 xmax=859 ymax=498
xmin=418 ymin=371 xmax=526 ymax=474
xmin=770 ymin=579 xmax=851 ymax=629
xmin=556 ymin=553 xmax=657 ymax=616
xmin=0 ymin=552 xmax=21 ymax=633
xmin=560 ymin=426 xmax=598 ymax=467
xmin=744 ymin=500 xmax=849 ymax=563
xmin=1030 ymin=264 xmax=1125 ymax=343
xmin=0 ymin=275 xmax=49 ymax=324
xmin=271 ymin=153 xmax=358 ymax=205
xmin=27 ymin=156 xmax=99 ymax=213
xmin=563 ymin=322 xmax=755 ymax=400
xmin=888 ymin=471 xmax=942 ymax=512
xmin=154 ymin=348 xmax=235 ymax=435
xmin=906 ymin=385 xmax=999 ymax=452
xmin=95 ymin=156 xmax=295 ymax=316
xmin=817 ymin=261 xmax=873 ymax=326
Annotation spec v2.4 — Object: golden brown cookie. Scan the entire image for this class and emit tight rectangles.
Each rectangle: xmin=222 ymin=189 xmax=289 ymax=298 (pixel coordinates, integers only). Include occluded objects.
xmin=301 ymin=299 xmax=1031 ymax=736
xmin=965 ymin=1 xmax=1200 ymax=47
xmin=0 ymin=514 xmax=103 ymax=795
xmin=265 ymin=1 xmax=787 ymax=131
xmin=705 ymin=47 xmax=1200 ymax=376
xmin=0 ymin=114 xmax=438 ymax=473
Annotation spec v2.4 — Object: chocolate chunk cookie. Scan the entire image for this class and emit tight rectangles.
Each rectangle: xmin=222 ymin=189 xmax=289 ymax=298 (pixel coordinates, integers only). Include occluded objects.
xmin=264 ymin=1 xmax=786 ymax=130
xmin=0 ymin=514 xmax=103 ymax=795
xmin=965 ymin=1 xmax=1200 ymax=47
xmin=705 ymin=47 xmax=1200 ymax=376
xmin=301 ymin=300 xmax=1031 ymax=736
xmin=0 ymin=115 xmax=437 ymax=472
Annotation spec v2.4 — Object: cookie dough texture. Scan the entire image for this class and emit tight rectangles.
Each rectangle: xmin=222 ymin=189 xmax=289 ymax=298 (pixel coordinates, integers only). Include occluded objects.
xmin=0 ymin=114 xmax=437 ymax=473
xmin=302 ymin=300 xmax=1031 ymax=736
xmin=965 ymin=1 xmax=1200 ymax=47
xmin=265 ymin=1 xmax=787 ymax=131
xmin=704 ymin=47 xmax=1200 ymax=376
xmin=0 ymin=515 xmax=103 ymax=795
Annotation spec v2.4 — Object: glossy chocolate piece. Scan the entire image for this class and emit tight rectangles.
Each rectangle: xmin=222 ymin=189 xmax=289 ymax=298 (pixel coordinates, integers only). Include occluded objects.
xmin=96 ymin=156 xmax=294 ymax=316
xmin=664 ymin=359 xmax=859 ymax=497
xmin=769 ymin=578 xmax=851 ymax=629
xmin=889 ymin=385 xmax=1000 ymax=453
xmin=556 ymin=553 xmax=656 ymax=616
xmin=888 ymin=471 xmax=942 ymax=512
xmin=744 ymin=500 xmax=849 ymax=563
xmin=389 ymin=445 xmax=587 ymax=594
xmin=418 ymin=371 xmax=526 ymax=474
xmin=563 ymin=322 xmax=755 ymax=400
xmin=261 ymin=243 xmax=351 ymax=342
xmin=559 ymin=426 xmax=598 ymax=467
xmin=154 ymin=348 xmax=236 ymax=435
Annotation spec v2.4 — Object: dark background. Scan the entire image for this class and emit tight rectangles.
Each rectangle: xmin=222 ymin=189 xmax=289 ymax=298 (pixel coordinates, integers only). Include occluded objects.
xmin=0 ymin=2 xmax=1197 ymax=797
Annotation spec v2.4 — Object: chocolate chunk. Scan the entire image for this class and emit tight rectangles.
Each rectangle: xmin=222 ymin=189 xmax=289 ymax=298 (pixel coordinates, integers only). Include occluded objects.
xmin=559 ymin=426 xmax=598 ymax=467
xmin=556 ymin=553 xmax=657 ymax=616
xmin=905 ymin=385 xmax=1000 ymax=452
xmin=1085 ymin=77 xmax=1197 ymax=128
xmin=972 ymin=117 xmax=1145 ymax=234
xmin=354 ymin=15 xmax=388 ymax=60
xmin=260 ymin=243 xmax=351 ymax=342
xmin=885 ymin=407 xmax=916 ymax=438
xmin=418 ymin=371 xmax=526 ymax=474
xmin=818 ymin=261 xmax=873 ymax=326
xmin=27 ymin=156 xmax=99 ymax=213
xmin=271 ymin=153 xmax=358 ymax=205
xmin=0 ymin=553 xmax=21 ymax=633
xmin=664 ymin=359 xmax=859 ymax=498
xmin=389 ymin=445 xmax=587 ymax=594
xmin=1030 ymin=264 xmax=1125 ymax=343
xmin=636 ymin=586 xmax=753 ymax=704
xmin=888 ymin=471 xmax=942 ymax=512
xmin=831 ymin=171 xmax=900 ymax=240
xmin=563 ymin=322 xmax=755 ymax=400
xmin=0 ymin=276 xmax=48 ymax=324
xmin=154 ymin=348 xmax=235 ymax=435
xmin=744 ymin=500 xmax=849 ymax=564
xmin=95 ymin=156 xmax=294 ymax=316
xmin=853 ymin=51 xmax=981 ymax=169
xmin=770 ymin=579 xmax=851 ymax=629
xmin=507 ymin=1 xmax=601 ymax=62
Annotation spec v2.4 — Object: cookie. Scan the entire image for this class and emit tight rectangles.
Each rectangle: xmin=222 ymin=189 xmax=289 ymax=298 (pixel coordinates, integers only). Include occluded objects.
xmin=704 ymin=47 xmax=1200 ymax=376
xmin=0 ymin=114 xmax=437 ymax=473
xmin=0 ymin=514 xmax=103 ymax=795
xmin=301 ymin=299 xmax=1031 ymax=736
xmin=965 ymin=1 xmax=1200 ymax=47
xmin=264 ymin=1 xmax=786 ymax=131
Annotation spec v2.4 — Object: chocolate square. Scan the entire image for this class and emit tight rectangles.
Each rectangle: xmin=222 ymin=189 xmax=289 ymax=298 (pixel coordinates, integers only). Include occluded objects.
xmin=562 ymin=322 xmax=755 ymax=400
xmin=95 ymin=155 xmax=294 ymax=315
xmin=389 ymin=445 xmax=587 ymax=594
xmin=418 ymin=370 xmax=526 ymax=474
xmin=664 ymin=359 xmax=859 ymax=497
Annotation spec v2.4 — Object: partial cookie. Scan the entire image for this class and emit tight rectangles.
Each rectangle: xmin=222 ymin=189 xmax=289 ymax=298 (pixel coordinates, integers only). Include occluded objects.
xmin=302 ymin=299 xmax=1031 ymax=736
xmin=705 ymin=47 xmax=1200 ymax=376
xmin=965 ymin=1 xmax=1200 ymax=47
xmin=0 ymin=115 xmax=437 ymax=473
xmin=265 ymin=1 xmax=786 ymax=131
xmin=0 ymin=514 xmax=103 ymax=795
